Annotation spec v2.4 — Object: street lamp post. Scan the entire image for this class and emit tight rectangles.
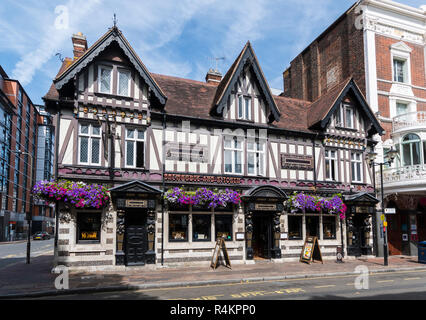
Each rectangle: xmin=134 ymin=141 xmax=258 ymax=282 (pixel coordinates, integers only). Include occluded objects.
xmin=367 ymin=146 xmax=398 ymax=267
xmin=13 ymin=150 xmax=34 ymax=264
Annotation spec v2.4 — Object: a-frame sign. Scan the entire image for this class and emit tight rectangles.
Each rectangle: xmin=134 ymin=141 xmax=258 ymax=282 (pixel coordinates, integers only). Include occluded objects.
xmin=300 ymin=236 xmax=323 ymax=264
xmin=210 ymin=238 xmax=232 ymax=269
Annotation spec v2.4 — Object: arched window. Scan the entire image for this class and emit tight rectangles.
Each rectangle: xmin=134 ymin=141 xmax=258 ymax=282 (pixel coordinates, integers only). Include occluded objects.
xmin=402 ymin=133 xmax=421 ymax=166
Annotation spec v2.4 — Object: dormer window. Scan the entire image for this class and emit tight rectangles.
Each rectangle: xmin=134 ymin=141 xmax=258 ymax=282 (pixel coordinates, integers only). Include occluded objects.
xmin=99 ymin=65 xmax=112 ymax=94
xmin=238 ymin=95 xmax=251 ymax=121
xmin=118 ymin=69 xmax=131 ymax=96
xmin=334 ymin=103 xmax=354 ymax=129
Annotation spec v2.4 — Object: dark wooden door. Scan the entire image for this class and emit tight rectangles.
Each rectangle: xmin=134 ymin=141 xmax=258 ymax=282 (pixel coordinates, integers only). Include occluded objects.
xmin=125 ymin=225 xmax=147 ymax=266
xmin=387 ymin=214 xmax=402 ymax=256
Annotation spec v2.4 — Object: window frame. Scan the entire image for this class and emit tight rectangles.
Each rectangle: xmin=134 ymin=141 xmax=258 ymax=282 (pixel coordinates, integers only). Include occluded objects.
xmin=247 ymin=139 xmax=265 ymax=176
xmin=224 ymin=136 xmax=243 ymax=175
xmin=76 ymin=211 xmax=102 ymax=244
xmin=192 ymin=214 xmax=212 ymax=242
xmin=78 ymin=123 xmax=102 ymax=166
xmin=124 ymin=127 xmax=145 ymax=169
xmin=351 ymin=152 xmax=363 ymax=183
xmin=214 ymin=214 xmax=233 ymax=241
xmin=98 ymin=65 xmax=113 ymax=94
xmin=237 ymin=95 xmax=252 ymax=121
xmin=401 ymin=133 xmax=421 ymax=167
xmin=322 ymin=215 xmax=337 ymax=240
xmin=168 ymin=214 xmax=189 ymax=242
xmin=324 ymin=149 xmax=338 ymax=181
xmin=288 ymin=215 xmax=303 ymax=240
xmin=393 ymin=58 xmax=407 ymax=83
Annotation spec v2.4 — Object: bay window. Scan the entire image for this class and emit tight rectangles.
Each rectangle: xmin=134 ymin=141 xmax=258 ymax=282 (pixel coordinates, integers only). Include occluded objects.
xmin=224 ymin=137 xmax=242 ymax=174
xmin=402 ymin=133 xmax=421 ymax=166
xmin=78 ymin=123 xmax=101 ymax=165
xmin=125 ymin=128 xmax=145 ymax=168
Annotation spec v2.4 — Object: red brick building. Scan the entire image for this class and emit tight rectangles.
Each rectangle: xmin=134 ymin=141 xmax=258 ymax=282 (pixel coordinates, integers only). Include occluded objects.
xmin=283 ymin=0 xmax=426 ymax=257
xmin=0 ymin=66 xmax=51 ymax=241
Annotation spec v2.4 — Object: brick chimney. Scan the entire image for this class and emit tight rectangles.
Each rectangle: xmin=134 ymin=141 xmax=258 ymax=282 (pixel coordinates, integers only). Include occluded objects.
xmin=205 ymin=68 xmax=222 ymax=85
xmin=72 ymin=32 xmax=88 ymax=60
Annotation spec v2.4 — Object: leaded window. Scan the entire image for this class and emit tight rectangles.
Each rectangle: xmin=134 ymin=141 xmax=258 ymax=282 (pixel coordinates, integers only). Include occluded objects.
xmin=118 ymin=69 xmax=131 ymax=96
xmin=78 ymin=123 xmax=101 ymax=165
xmin=99 ymin=66 xmax=112 ymax=94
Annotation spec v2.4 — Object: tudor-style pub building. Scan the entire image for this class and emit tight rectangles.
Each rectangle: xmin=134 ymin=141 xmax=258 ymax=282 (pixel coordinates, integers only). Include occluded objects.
xmin=43 ymin=26 xmax=384 ymax=269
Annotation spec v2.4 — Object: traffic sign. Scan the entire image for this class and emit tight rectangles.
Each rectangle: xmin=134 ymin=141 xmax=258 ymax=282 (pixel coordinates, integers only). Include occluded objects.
xmin=385 ymin=208 xmax=396 ymax=214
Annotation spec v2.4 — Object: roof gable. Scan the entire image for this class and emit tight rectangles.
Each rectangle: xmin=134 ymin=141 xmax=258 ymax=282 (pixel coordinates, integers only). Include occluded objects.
xmin=308 ymin=78 xmax=384 ymax=135
xmin=211 ymin=42 xmax=280 ymax=122
xmin=109 ymin=180 xmax=162 ymax=194
xmin=53 ymin=27 xmax=167 ymax=105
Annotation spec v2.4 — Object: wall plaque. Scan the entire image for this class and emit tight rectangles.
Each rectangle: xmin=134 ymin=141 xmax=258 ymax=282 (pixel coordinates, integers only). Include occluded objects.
xmin=125 ymin=199 xmax=148 ymax=208
xmin=165 ymin=142 xmax=209 ymax=163
xmin=281 ymin=154 xmax=313 ymax=170
xmin=254 ymin=203 xmax=277 ymax=211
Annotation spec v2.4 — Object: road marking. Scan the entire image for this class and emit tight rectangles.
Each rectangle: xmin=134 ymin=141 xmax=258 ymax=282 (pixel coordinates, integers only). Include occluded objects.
xmin=404 ymin=277 xmax=421 ymax=281
xmin=314 ymin=285 xmax=336 ymax=289
xmin=377 ymin=280 xmax=394 ymax=283
xmin=133 ymin=269 xmax=426 ymax=293
xmin=2 ymin=254 xmax=17 ymax=259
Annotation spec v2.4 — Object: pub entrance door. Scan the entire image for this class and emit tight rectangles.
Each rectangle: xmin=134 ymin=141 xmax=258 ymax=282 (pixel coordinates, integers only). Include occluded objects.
xmin=252 ymin=212 xmax=274 ymax=259
xmin=124 ymin=209 xmax=148 ymax=266
xmin=347 ymin=213 xmax=372 ymax=257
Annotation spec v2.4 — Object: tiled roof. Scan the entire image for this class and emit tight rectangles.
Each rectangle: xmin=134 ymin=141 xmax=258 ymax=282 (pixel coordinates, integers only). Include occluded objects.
xmin=43 ymin=58 xmax=73 ymax=101
xmin=306 ymin=77 xmax=352 ymax=128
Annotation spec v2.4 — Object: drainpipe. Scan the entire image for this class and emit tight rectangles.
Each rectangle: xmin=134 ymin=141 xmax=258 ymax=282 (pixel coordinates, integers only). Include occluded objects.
xmin=54 ymin=107 xmax=61 ymax=250
xmin=161 ymin=111 xmax=166 ymax=265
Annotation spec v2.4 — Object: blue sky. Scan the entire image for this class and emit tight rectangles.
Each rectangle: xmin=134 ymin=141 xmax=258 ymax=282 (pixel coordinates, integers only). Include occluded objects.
xmin=0 ymin=0 xmax=425 ymax=105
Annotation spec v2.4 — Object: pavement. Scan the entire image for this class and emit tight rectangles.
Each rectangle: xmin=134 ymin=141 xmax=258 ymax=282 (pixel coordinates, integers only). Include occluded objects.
xmin=1 ymin=253 xmax=425 ymax=299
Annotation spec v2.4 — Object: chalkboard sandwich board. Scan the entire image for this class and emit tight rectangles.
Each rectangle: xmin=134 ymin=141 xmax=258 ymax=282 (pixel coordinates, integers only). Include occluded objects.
xmin=300 ymin=236 xmax=323 ymax=264
xmin=210 ymin=238 xmax=232 ymax=269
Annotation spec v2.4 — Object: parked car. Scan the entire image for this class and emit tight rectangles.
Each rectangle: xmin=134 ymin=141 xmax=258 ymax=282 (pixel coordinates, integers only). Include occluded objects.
xmin=33 ymin=231 xmax=51 ymax=240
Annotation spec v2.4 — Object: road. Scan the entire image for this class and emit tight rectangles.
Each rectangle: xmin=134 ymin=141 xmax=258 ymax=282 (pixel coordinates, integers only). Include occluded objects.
xmin=0 ymin=239 xmax=54 ymax=269
xmin=31 ymin=269 xmax=426 ymax=300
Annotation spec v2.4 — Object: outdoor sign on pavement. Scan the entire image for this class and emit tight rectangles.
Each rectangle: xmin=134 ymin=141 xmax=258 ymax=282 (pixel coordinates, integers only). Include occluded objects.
xmin=300 ymin=236 xmax=323 ymax=264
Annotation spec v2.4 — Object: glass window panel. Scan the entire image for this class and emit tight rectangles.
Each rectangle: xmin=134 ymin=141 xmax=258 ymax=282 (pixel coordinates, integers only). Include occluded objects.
xmin=80 ymin=137 xmax=88 ymax=163
xmin=247 ymin=152 xmax=255 ymax=174
xmin=402 ymin=143 xmax=411 ymax=166
xmin=345 ymin=107 xmax=353 ymax=128
xmin=91 ymin=138 xmax=100 ymax=164
xmin=258 ymin=153 xmax=264 ymax=175
xmin=118 ymin=70 xmax=130 ymax=96
xmin=136 ymin=141 xmax=144 ymax=168
xmin=77 ymin=212 xmax=101 ymax=243
xmin=100 ymin=67 xmax=111 ymax=93
xmin=396 ymin=103 xmax=408 ymax=116
xmin=193 ymin=214 xmax=211 ymax=241
xmin=245 ymin=97 xmax=251 ymax=120
xmin=323 ymin=216 xmax=336 ymax=239
xmin=92 ymin=126 xmax=101 ymax=136
xmin=126 ymin=129 xmax=134 ymax=139
xmin=224 ymin=150 xmax=232 ymax=173
xmin=412 ymin=141 xmax=420 ymax=165
xmin=169 ymin=214 xmax=188 ymax=241
xmin=80 ymin=124 xmax=89 ymax=134
xmin=224 ymin=139 xmax=232 ymax=148
xmin=247 ymin=142 xmax=254 ymax=151
xmin=215 ymin=215 xmax=232 ymax=241
xmin=235 ymin=150 xmax=242 ymax=173
xmin=238 ymin=96 xmax=243 ymax=118
xmin=288 ymin=216 xmax=302 ymax=240
xmin=137 ymin=130 xmax=144 ymax=140
xmin=126 ymin=141 xmax=134 ymax=166
xmin=306 ymin=216 xmax=319 ymax=237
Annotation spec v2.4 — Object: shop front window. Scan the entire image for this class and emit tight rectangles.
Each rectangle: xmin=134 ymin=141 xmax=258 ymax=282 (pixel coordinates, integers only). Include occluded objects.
xmin=215 ymin=214 xmax=233 ymax=241
xmin=306 ymin=216 xmax=319 ymax=237
xmin=323 ymin=216 xmax=336 ymax=239
xmin=193 ymin=214 xmax=211 ymax=241
xmin=77 ymin=212 xmax=101 ymax=243
xmin=169 ymin=214 xmax=188 ymax=241
xmin=288 ymin=215 xmax=302 ymax=240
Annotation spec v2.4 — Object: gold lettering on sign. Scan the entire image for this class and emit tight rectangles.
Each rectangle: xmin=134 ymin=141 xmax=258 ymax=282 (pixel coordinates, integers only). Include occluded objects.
xmin=255 ymin=203 xmax=277 ymax=211
xmin=81 ymin=232 xmax=98 ymax=240
xmin=125 ymin=200 xmax=148 ymax=208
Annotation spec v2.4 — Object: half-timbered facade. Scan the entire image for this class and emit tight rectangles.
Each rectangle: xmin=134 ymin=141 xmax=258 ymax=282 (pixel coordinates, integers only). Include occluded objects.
xmin=44 ymin=27 xmax=384 ymax=269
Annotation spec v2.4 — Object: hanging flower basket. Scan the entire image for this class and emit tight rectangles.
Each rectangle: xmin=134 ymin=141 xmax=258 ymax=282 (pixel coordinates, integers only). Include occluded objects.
xmin=32 ymin=180 xmax=110 ymax=209
xmin=287 ymin=192 xmax=346 ymax=220
xmin=164 ymin=187 xmax=241 ymax=209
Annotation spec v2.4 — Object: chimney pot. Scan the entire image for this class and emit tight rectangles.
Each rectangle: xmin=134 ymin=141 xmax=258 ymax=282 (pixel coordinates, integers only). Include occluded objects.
xmin=205 ymin=68 xmax=222 ymax=86
xmin=72 ymin=32 xmax=88 ymax=60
